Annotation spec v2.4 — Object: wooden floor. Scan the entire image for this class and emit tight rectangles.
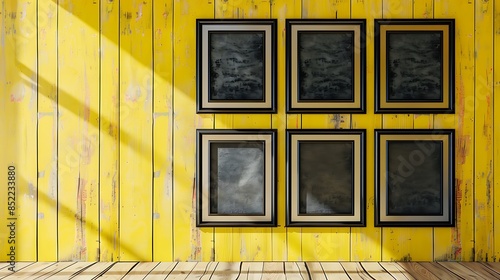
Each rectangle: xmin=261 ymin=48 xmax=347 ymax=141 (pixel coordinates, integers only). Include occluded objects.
xmin=1 ymin=261 xmax=500 ymax=279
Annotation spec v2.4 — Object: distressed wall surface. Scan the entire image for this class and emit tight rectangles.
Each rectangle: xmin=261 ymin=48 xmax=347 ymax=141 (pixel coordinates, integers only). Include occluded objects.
xmin=0 ymin=0 xmax=498 ymax=262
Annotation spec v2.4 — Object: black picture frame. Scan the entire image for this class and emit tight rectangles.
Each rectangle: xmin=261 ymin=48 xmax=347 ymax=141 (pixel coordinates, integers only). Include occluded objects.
xmin=375 ymin=129 xmax=455 ymax=227
xmin=196 ymin=129 xmax=277 ymax=226
xmin=196 ymin=19 xmax=277 ymax=113
xmin=286 ymin=19 xmax=366 ymax=113
xmin=375 ymin=19 xmax=455 ymax=113
xmin=286 ymin=130 xmax=366 ymax=226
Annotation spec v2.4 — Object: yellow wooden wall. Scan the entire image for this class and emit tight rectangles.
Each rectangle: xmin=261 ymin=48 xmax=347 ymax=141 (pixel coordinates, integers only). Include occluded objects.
xmin=0 ymin=0 xmax=498 ymax=262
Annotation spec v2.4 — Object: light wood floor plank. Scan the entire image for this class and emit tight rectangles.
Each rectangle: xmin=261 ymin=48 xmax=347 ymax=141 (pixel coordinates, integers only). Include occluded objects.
xmin=2 ymin=262 xmax=55 ymax=279
xmin=305 ymin=262 xmax=326 ymax=280
xmin=361 ymin=262 xmax=395 ymax=280
xmin=0 ymin=262 xmax=35 ymax=278
xmin=261 ymin=262 xmax=286 ymax=280
xmin=437 ymin=262 xmax=482 ymax=279
xmin=185 ymin=262 xmax=212 ymax=279
xmin=45 ymin=262 xmax=96 ymax=280
xmin=71 ymin=262 xmax=115 ymax=279
xmin=320 ymin=262 xmax=349 ymax=280
xmin=480 ymin=262 xmax=500 ymax=275
xmin=28 ymin=262 xmax=75 ymax=279
xmin=379 ymin=262 xmax=414 ymax=280
xmin=396 ymin=262 xmax=440 ymax=280
xmin=460 ymin=262 xmax=500 ymax=279
xmin=144 ymin=262 xmax=178 ymax=280
xmin=99 ymin=262 xmax=138 ymax=279
xmin=199 ymin=262 xmax=219 ymax=280
xmin=211 ymin=262 xmax=240 ymax=280
xmin=295 ymin=262 xmax=310 ymax=280
xmin=122 ymin=262 xmax=160 ymax=279
xmin=165 ymin=262 xmax=197 ymax=280
xmin=418 ymin=262 xmax=461 ymax=280
xmin=283 ymin=262 xmax=305 ymax=280
xmin=341 ymin=262 xmax=373 ymax=280
xmin=237 ymin=262 xmax=263 ymax=280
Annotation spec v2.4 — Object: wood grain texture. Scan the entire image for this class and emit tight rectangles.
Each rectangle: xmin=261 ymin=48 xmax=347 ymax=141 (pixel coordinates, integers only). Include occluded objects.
xmin=494 ymin=0 xmax=500 ymax=261
xmin=57 ymin=0 xmax=100 ymax=261
xmin=473 ymin=0 xmax=494 ymax=262
xmin=0 ymin=0 xmax=38 ymax=262
xmin=341 ymin=262 xmax=373 ymax=280
xmin=36 ymin=0 xmax=58 ymax=262
xmin=99 ymin=0 xmax=120 ymax=262
xmin=396 ymin=262 xmax=439 ymax=280
xmin=438 ymin=262 xmax=482 ymax=279
xmin=119 ymin=0 xmax=153 ymax=261
xmin=418 ymin=262 xmax=461 ymax=280
xmin=153 ymin=0 xmax=174 ymax=262
xmin=379 ymin=262 xmax=416 ymax=280
xmin=44 ymin=262 xmax=96 ymax=280
xmin=321 ymin=262 xmax=349 ymax=280
xmin=3 ymin=0 xmax=500 ymax=263
xmin=143 ymin=262 xmax=177 ymax=280
xmin=434 ymin=0 xmax=475 ymax=262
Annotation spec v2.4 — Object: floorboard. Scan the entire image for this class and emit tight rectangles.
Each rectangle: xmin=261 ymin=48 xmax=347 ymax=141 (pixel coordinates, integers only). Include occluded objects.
xmin=438 ymin=262 xmax=482 ymax=279
xmin=396 ymin=262 xmax=440 ymax=280
xmin=144 ymin=262 xmax=177 ymax=280
xmin=2 ymin=262 xmax=55 ymax=280
xmin=460 ymin=262 xmax=500 ymax=279
xmin=211 ymin=262 xmax=240 ymax=280
xmin=261 ymin=262 xmax=286 ymax=280
xmin=481 ymin=262 xmax=500 ymax=275
xmin=0 ymin=262 xmax=34 ymax=278
xmin=361 ymin=262 xmax=395 ymax=280
xmin=238 ymin=262 xmax=263 ymax=280
xmin=2 ymin=261 xmax=500 ymax=279
xmin=321 ymin=262 xmax=349 ymax=280
xmin=99 ymin=262 xmax=138 ymax=279
xmin=379 ymin=262 xmax=414 ymax=280
xmin=122 ymin=262 xmax=160 ymax=279
xmin=341 ymin=262 xmax=373 ymax=280
xmin=45 ymin=262 xmax=96 ymax=280
xmin=418 ymin=262 xmax=462 ymax=280
xmin=71 ymin=262 xmax=115 ymax=279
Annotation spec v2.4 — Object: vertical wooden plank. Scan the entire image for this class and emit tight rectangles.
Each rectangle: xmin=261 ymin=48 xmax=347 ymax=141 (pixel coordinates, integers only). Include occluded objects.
xmin=100 ymin=0 xmax=120 ymax=261
xmin=301 ymin=0 xmax=351 ymax=18
xmin=494 ymin=0 xmax=500 ymax=261
xmin=413 ymin=0 xmax=434 ymax=129
xmin=119 ymin=0 xmax=153 ymax=261
xmin=473 ymin=0 xmax=494 ymax=262
xmin=0 ymin=0 xmax=37 ymax=261
xmin=57 ymin=0 xmax=100 ymax=261
xmin=213 ymin=0 xmax=273 ymax=262
xmin=350 ymin=0 xmax=383 ymax=261
xmin=380 ymin=0 xmax=432 ymax=262
xmin=37 ymin=0 xmax=58 ymax=262
xmin=383 ymin=0 xmax=413 ymax=17
xmin=173 ymin=0 xmax=215 ymax=261
xmin=270 ymin=0 xmax=301 ymax=262
xmin=434 ymin=0 xmax=475 ymax=261
xmin=153 ymin=0 xmax=174 ymax=261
